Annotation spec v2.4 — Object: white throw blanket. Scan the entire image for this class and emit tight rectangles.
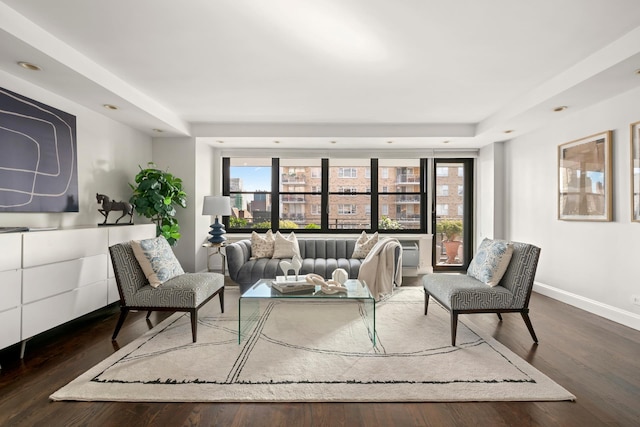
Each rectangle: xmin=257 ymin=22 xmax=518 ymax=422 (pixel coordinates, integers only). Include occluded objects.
xmin=357 ymin=237 xmax=403 ymax=300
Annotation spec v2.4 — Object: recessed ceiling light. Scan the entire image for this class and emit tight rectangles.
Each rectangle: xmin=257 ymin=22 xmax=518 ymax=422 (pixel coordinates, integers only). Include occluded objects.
xmin=330 ymin=140 xmax=337 ymax=144
xmin=103 ymin=104 xmax=118 ymax=110
xmin=17 ymin=61 xmax=41 ymax=71
xmin=152 ymin=128 xmax=164 ymax=133
xmin=216 ymin=140 xmax=224 ymax=144
xmin=504 ymin=130 xmax=514 ymax=134
xmin=274 ymin=140 xmax=280 ymax=144
xmin=443 ymin=140 xmax=450 ymax=144
xmin=553 ymin=106 xmax=568 ymax=112
xmin=386 ymin=140 xmax=393 ymax=144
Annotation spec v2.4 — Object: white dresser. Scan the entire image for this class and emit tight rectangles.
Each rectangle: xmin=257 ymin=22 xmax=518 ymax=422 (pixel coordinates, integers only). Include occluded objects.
xmin=0 ymin=224 xmax=155 ymax=362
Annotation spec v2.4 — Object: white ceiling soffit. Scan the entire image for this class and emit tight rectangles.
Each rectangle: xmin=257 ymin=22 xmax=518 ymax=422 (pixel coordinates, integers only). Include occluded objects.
xmin=1 ymin=0 xmax=640 ymax=149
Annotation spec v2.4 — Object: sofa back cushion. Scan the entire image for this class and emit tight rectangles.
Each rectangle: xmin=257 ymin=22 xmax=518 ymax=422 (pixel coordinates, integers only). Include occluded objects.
xmin=297 ymin=239 xmax=357 ymax=259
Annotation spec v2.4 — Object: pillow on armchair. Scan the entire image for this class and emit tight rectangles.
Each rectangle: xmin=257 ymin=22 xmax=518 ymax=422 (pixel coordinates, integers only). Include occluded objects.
xmin=466 ymin=238 xmax=514 ymax=287
xmin=131 ymin=236 xmax=185 ymax=288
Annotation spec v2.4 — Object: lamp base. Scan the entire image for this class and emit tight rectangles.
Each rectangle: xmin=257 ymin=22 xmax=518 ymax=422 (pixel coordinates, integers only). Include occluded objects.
xmin=208 ymin=217 xmax=227 ymax=244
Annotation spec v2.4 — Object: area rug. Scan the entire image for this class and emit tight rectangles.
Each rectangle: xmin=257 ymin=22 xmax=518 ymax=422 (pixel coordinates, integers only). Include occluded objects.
xmin=50 ymin=287 xmax=574 ymax=402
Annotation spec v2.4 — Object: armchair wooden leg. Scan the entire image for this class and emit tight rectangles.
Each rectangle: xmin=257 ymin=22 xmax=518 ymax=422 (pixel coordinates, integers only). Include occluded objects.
xmin=190 ymin=310 xmax=198 ymax=343
xmin=424 ymin=291 xmax=430 ymax=315
xmin=451 ymin=312 xmax=459 ymax=346
xmin=146 ymin=310 xmax=152 ymax=319
xmin=521 ymin=310 xmax=538 ymax=343
xmin=112 ymin=308 xmax=129 ymax=341
xmin=497 ymin=313 xmax=503 ymax=321
xmin=219 ymin=289 xmax=225 ymax=313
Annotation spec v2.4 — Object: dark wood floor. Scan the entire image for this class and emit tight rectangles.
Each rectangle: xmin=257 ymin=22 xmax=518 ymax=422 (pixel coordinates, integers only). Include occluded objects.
xmin=1 ymin=277 xmax=639 ymax=427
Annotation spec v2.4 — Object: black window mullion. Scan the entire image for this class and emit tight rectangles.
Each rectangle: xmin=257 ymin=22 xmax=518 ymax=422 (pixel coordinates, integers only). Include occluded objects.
xmin=321 ymin=158 xmax=329 ymax=229
xmin=371 ymin=159 xmax=378 ymax=232
xmin=271 ymin=158 xmax=280 ymax=231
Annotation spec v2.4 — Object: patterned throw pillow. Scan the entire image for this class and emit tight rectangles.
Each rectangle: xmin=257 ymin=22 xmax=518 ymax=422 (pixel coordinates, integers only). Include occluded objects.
xmin=272 ymin=231 xmax=301 ymax=259
xmin=351 ymin=231 xmax=379 ymax=259
xmin=250 ymin=230 xmax=275 ymax=259
xmin=467 ymin=238 xmax=514 ymax=287
xmin=130 ymin=236 xmax=185 ymax=288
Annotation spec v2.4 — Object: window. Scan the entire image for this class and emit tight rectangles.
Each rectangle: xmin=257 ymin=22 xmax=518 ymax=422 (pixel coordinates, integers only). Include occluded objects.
xmin=458 ymin=185 xmax=464 ymax=196
xmin=338 ymin=186 xmax=357 ymax=194
xmin=223 ymin=156 xmax=471 ymax=235
xmin=436 ymin=204 xmax=449 ymax=216
xmin=457 ymin=204 xmax=464 ymax=216
xmin=338 ymin=204 xmax=356 ymax=215
xmin=338 ymin=168 xmax=357 ymax=178
xmin=458 ymin=167 xmax=464 ymax=177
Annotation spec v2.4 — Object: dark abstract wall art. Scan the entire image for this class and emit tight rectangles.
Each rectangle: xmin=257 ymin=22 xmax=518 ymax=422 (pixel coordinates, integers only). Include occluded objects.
xmin=0 ymin=87 xmax=78 ymax=212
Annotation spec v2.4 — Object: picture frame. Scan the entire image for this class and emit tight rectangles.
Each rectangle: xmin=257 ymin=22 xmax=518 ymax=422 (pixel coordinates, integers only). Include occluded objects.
xmin=631 ymin=121 xmax=640 ymax=222
xmin=558 ymin=131 xmax=612 ymax=221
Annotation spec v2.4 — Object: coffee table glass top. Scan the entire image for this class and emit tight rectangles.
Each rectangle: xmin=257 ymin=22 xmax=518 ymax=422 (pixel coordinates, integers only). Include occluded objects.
xmin=241 ymin=278 xmax=373 ymax=299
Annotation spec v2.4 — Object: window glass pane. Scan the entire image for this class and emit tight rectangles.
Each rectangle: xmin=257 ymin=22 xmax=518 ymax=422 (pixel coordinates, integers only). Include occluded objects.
xmin=378 ymin=159 xmax=421 ymax=192
xmin=280 ymin=194 xmax=322 ymax=230
xmin=435 ymin=161 xmax=465 ymax=266
xmin=229 ymin=158 xmax=272 ymax=230
xmin=328 ymin=194 xmax=370 ymax=229
xmin=329 ymin=159 xmax=370 ymax=191
xmin=379 ymin=194 xmax=420 ymax=230
xmin=277 ymin=159 xmax=322 ymax=230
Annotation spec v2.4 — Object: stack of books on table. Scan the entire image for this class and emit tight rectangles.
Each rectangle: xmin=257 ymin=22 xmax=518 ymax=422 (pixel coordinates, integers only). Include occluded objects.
xmin=271 ymin=276 xmax=316 ymax=294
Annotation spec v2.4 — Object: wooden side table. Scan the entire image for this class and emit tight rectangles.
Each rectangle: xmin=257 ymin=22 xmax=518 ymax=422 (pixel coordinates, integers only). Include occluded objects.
xmin=202 ymin=242 xmax=226 ymax=274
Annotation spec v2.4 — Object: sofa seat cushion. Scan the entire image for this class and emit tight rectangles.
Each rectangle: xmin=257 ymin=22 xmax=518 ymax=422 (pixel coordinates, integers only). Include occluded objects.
xmin=129 ymin=272 xmax=224 ymax=308
xmin=423 ymin=273 xmax=514 ymax=311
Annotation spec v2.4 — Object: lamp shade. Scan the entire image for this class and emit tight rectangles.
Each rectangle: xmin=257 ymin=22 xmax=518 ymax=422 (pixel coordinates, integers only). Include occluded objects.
xmin=202 ymin=196 xmax=231 ymax=217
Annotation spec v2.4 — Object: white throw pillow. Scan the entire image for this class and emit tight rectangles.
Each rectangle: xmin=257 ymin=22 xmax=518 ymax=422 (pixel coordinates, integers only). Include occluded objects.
xmin=467 ymin=238 xmax=514 ymax=287
xmin=250 ymin=230 xmax=275 ymax=259
xmin=272 ymin=231 xmax=301 ymax=259
xmin=352 ymin=231 xmax=379 ymax=259
xmin=131 ymin=236 xmax=184 ymax=288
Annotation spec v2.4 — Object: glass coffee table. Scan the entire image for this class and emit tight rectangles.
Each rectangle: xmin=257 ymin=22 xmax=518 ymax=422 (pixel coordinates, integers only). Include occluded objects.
xmin=238 ymin=278 xmax=376 ymax=345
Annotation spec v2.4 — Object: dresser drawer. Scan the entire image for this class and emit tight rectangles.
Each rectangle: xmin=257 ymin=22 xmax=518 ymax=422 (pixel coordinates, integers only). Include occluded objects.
xmin=23 ymin=254 xmax=107 ymax=303
xmin=0 ymin=269 xmax=21 ymax=312
xmin=21 ymin=280 xmax=108 ymax=339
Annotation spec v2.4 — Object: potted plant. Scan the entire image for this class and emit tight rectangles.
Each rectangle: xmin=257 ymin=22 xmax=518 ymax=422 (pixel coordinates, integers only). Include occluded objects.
xmin=436 ymin=219 xmax=463 ymax=263
xmin=129 ymin=162 xmax=187 ymax=245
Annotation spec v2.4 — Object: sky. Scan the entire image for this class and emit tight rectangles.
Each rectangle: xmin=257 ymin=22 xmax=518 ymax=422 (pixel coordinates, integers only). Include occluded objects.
xmin=231 ymin=166 xmax=272 ymax=191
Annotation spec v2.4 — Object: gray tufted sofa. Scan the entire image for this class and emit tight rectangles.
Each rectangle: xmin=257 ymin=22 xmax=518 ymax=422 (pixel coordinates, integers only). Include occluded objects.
xmin=226 ymin=237 xmax=400 ymax=293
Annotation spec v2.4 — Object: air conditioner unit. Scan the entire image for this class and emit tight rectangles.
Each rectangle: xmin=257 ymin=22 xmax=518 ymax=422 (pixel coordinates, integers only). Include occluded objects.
xmin=399 ymin=241 xmax=419 ymax=268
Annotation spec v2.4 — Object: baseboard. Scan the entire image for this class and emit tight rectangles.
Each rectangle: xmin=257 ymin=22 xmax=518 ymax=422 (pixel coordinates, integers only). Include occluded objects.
xmin=533 ymin=282 xmax=640 ymax=331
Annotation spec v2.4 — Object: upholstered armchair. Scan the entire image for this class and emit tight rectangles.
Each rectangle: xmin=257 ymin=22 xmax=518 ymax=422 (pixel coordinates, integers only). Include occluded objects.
xmin=423 ymin=240 xmax=541 ymax=346
xmin=109 ymin=241 xmax=225 ymax=343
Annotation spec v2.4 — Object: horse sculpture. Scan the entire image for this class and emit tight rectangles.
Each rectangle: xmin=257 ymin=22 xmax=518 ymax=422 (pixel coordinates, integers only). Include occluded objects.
xmin=96 ymin=193 xmax=134 ymax=225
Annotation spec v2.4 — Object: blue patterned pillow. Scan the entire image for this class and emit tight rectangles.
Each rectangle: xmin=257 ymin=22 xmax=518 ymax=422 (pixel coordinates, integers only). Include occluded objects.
xmin=467 ymin=238 xmax=514 ymax=286
xmin=131 ymin=236 xmax=184 ymax=288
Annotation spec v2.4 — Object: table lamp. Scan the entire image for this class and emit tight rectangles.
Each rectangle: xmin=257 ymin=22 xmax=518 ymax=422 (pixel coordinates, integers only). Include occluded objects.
xmin=202 ymin=196 xmax=231 ymax=244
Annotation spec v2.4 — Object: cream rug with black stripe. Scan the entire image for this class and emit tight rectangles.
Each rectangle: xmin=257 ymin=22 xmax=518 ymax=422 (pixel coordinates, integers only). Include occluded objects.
xmin=50 ymin=287 xmax=574 ymax=402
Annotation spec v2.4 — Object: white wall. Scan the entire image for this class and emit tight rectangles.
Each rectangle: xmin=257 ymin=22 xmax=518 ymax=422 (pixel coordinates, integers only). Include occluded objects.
xmin=151 ymin=139 xmax=220 ymax=273
xmin=0 ymin=71 xmax=153 ymax=229
xmin=502 ymin=86 xmax=640 ymax=330
xmin=477 ymin=141 xmax=506 ymax=242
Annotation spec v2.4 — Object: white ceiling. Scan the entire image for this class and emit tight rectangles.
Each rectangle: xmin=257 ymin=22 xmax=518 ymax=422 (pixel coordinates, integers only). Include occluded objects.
xmin=1 ymin=0 xmax=640 ymax=150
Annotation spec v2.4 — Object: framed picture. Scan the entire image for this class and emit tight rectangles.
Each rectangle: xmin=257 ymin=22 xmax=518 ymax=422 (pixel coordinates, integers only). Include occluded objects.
xmin=632 ymin=121 xmax=640 ymax=222
xmin=558 ymin=131 xmax=612 ymax=221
